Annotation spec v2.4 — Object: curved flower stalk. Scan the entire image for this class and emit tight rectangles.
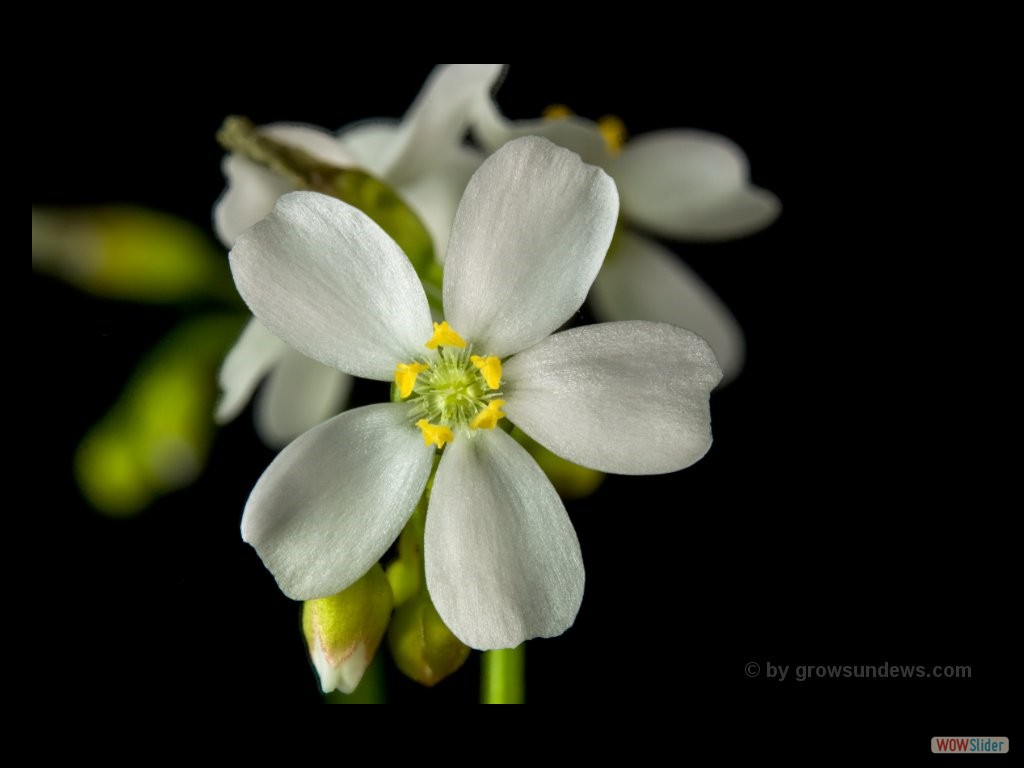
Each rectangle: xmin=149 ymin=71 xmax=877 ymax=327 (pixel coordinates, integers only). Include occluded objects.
xmin=232 ymin=137 xmax=722 ymax=649
xmin=215 ymin=64 xmax=503 ymax=446
xmin=471 ymin=70 xmax=781 ymax=383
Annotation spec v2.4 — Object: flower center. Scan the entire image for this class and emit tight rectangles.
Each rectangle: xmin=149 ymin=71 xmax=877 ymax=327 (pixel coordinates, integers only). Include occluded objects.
xmin=394 ymin=322 xmax=505 ymax=449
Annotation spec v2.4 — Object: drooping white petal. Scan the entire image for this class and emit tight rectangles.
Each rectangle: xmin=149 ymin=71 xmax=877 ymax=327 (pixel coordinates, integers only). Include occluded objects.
xmin=230 ymin=191 xmax=434 ymax=381
xmin=470 ymin=97 xmax=610 ymax=166
xmin=242 ymin=403 xmax=433 ymax=600
xmin=255 ymin=349 xmax=353 ymax=447
xmin=589 ymin=230 xmax=745 ymax=383
xmin=215 ymin=319 xmax=288 ymax=424
xmin=214 ymin=156 xmax=294 ymax=248
xmin=338 ymin=121 xmax=398 ymax=176
xmin=213 ymin=123 xmax=358 ymax=248
xmin=375 ymin=64 xmax=503 ymax=186
xmin=503 ymin=321 xmax=723 ymax=474
xmin=425 ymin=428 xmax=584 ymax=650
xmin=610 ymin=129 xmax=780 ymax=240
xmin=443 ymin=137 xmax=619 ymax=358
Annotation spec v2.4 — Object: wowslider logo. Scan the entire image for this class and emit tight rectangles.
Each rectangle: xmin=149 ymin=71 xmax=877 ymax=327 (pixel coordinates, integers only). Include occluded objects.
xmin=931 ymin=737 xmax=1009 ymax=754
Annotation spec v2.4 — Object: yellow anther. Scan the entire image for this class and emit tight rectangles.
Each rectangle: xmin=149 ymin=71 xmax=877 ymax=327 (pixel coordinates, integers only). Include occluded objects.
xmin=394 ymin=362 xmax=429 ymax=399
xmin=425 ymin=321 xmax=466 ymax=350
xmin=597 ymin=115 xmax=627 ymax=155
xmin=470 ymin=355 xmax=503 ymax=390
xmin=542 ymin=104 xmax=574 ymax=121
xmin=416 ymin=419 xmax=454 ymax=449
xmin=470 ymin=400 xmax=506 ymax=431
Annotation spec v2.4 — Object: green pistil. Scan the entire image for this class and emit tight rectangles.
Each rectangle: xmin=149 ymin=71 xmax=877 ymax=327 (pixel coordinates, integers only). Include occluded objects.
xmin=408 ymin=347 xmax=501 ymax=428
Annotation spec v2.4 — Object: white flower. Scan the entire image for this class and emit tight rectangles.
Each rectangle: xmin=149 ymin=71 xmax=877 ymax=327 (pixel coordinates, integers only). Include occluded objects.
xmin=230 ymin=137 xmax=722 ymax=649
xmin=215 ymin=64 xmax=503 ymax=445
xmin=472 ymin=74 xmax=780 ymax=383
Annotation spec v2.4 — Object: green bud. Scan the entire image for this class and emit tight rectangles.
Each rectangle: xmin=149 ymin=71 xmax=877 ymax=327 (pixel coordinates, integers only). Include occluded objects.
xmin=74 ymin=314 xmax=243 ymax=516
xmin=511 ymin=428 xmax=604 ymax=498
xmin=31 ymin=207 xmax=235 ymax=304
xmin=388 ymin=589 xmax=470 ymax=687
xmin=385 ymin=502 xmax=427 ymax=606
xmin=302 ymin=565 xmax=393 ymax=695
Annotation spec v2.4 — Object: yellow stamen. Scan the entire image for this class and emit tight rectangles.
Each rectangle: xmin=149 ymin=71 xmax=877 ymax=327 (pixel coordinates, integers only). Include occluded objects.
xmin=470 ymin=355 xmax=503 ymax=390
xmin=394 ymin=362 xmax=429 ymax=399
xmin=597 ymin=115 xmax=627 ymax=155
xmin=416 ymin=419 xmax=454 ymax=449
xmin=425 ymin=321 xmax=466 ymax=350
xmin=470 ymin=400 xmax=506 ymax=431
xmin=541 ymin=104 xmax=574 ymax=121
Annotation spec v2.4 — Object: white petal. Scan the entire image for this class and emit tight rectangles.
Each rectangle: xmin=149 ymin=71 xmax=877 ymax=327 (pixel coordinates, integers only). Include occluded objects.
xmin=610 ymin=129 xmax=780 ymax=240
xmin=214 ymin=155 xmax=293 ymax=247
xmin=340 ymin=121 xmax=484 ymax=262
xmin=242 ymin=403 xmax=433 ymax=600
xmin=338 ymin=121 xmax=399 ymax=176
xmin=425 ymin=429 xmax=584 ymax=650
xmin=261 ymin=123 xmax=357 ymax=168
xmin=443 ymin=136 xmax=619 ymax=358
xmin=311 ymin=638 xmax=368 ymax=695
xmin=213 ymin=123 xmax=357 ymax=248
xmin=377 ymin=64 xmax=503 ymax=186
xmin=255 ymin=349 xmax=353 ymax=447
xmin=215 ymin=319 xmax=288 ymax=424
xmin=229 ymin=191 xmax=434 ymax=381
xmin=398 ymin=144 xmax=484 ymax=262
xmin=503 ymin=321 xmax=723 ymax=474
xmin=339 ymin=122 xmax=483 ymax=261
xmin=589 ymin=231 xmax=745 ymax=383
xmin=470 ymin=97 xmax=610 ymax=167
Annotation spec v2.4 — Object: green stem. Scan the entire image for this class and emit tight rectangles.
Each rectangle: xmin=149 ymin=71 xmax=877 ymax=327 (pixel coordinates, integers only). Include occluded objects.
xmin=481 ymin=645 xmax=526 ymax=704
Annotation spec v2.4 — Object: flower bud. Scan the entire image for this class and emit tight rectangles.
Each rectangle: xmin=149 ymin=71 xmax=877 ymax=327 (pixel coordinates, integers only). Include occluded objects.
xmin=388 ymin=590 xmax=470 ymax=687
xmin=31 ymin=207 xmax=232 ymax=303
xmin=302 ymin=564 xmax=393 ymax=695
xmin=74 ymin=315 xmax=242 ymax=516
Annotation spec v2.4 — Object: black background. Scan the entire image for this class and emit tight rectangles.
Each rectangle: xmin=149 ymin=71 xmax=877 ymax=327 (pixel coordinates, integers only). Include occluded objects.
xmin=34 ymin=62 xmax=1012 ymax=754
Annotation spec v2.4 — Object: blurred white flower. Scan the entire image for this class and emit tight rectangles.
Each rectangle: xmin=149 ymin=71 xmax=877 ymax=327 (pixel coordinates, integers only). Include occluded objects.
xmin=230 ymin=138 xmax=722 ymax=649
xmin=215 ymin=64 xmax=502 ymax=445
xmin=472 ymin=72 xmax=780 ymax=382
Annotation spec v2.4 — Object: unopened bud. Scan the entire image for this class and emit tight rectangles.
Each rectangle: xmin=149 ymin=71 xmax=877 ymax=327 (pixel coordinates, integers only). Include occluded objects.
xmin=302 ymin=564 xmax=393 ymax=694
xmin=32 ymin=207 xmax=232 ymax=303
xmin=388 ymin=590 xmax=470 ymax=687
xmin=74 ymin=315 xmax=242 ymax=516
